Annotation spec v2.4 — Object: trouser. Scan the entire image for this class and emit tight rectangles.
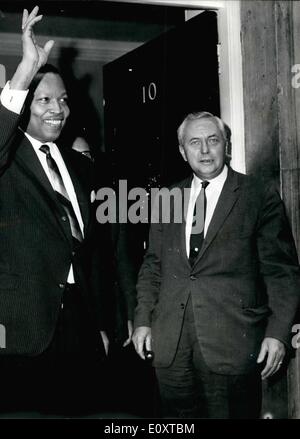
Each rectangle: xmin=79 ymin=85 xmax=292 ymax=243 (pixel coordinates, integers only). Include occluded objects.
xmin=107 ymin=342 xmax=159 ymax=417
xmin=0 ymin=283 xmax=106 ymax=415
xmin=155 ymin=296 xmax=262 ymax=419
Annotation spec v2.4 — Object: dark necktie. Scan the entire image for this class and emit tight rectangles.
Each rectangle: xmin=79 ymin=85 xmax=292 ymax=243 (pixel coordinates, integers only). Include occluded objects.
xmin=40 ymin=144 xmax=83 ymax=243
xmin=189 ymin=180 xmax=210 ymax=265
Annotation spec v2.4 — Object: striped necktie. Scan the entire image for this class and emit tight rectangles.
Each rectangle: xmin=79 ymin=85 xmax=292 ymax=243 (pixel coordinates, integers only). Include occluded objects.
xmin=40 ymin=144 xmax=83 ymax=243
xmin=189 ymin=180 xmax=209 ymax=265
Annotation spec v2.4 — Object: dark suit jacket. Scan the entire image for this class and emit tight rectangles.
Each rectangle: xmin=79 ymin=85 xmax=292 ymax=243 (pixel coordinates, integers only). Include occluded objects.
xmin=89 ymin=154 xmax=138 ymax=344
xmin=135 ymin=168 xmax=300 ymax=374
xmin=110 ymin=222 xmax=138 ymax=343
xmin=0 ymin=104 xmax=107 ymax=357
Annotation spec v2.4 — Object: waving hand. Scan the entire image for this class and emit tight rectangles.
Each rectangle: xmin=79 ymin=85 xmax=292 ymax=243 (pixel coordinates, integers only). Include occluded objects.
xmin=11 ymin=6 xmax=54 ymax=90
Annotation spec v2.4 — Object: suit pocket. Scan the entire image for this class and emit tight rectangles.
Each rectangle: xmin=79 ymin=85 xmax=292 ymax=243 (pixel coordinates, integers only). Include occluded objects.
xmin=242 ymin=304 xmax=271 ymax=318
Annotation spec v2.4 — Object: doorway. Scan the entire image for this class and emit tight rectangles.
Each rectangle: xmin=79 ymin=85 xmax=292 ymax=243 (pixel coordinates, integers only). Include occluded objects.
xmin=103 ymin=10 xmax=219 ymax=190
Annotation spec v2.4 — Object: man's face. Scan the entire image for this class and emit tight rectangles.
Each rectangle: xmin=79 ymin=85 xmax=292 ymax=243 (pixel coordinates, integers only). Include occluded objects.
xmin=179 ymin=118 xmax=226 ymax=180
xmin=26 ymin=72 xmax=70 ymax=142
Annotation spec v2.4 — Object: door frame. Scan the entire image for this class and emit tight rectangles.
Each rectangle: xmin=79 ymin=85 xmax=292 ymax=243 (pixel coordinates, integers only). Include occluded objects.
xmin=104 ymin=0 xmax=245 ymax=173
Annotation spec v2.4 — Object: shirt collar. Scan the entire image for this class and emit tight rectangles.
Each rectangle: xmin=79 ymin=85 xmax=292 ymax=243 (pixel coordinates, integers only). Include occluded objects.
xmin=192 ymin=165 xmax=228 ymax=192
xmin=24 ymin=131 xmax=56 ymax=153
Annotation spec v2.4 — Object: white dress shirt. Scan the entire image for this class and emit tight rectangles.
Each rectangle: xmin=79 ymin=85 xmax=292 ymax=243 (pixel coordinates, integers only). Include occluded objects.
xmin=185 ymin=165 xmax=228 ymax=257
xmin=1 ymin=81 xmax=84 ymax=283
xmin=0 ymin=81 xmax=29 ymax=114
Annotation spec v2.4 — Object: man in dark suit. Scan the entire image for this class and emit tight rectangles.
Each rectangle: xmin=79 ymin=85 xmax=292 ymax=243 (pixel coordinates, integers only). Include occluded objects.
xmin=0 ymin=7 xmax=109 ymax=414
xmin=133 ymin=111 xmax=300 ymax=418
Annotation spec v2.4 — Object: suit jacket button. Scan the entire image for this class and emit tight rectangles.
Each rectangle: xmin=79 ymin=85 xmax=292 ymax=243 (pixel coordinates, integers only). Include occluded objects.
xmin=180 ymin=303 xmax=185 ymax=309
xmin=190 ymin=275 xmax=197 ymax=280
xmin=61 ymin=216 xmax=67 ymax=222
xmin=72 ymin=251 xmax=76 ymax=256
xmin=59 ymin=283 xmax=65 ymax=289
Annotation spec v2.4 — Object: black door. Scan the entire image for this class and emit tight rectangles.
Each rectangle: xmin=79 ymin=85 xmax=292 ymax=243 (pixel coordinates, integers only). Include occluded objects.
xmin=103 ymin=10 xmax=219 ymax=263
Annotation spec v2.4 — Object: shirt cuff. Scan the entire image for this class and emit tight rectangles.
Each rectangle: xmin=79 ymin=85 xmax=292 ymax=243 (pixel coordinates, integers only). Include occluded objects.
xmin=0 ymin=81 xmax=29 ymax=115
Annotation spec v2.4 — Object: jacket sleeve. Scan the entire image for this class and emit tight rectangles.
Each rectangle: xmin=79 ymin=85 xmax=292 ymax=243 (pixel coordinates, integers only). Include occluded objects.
xmin=90 ymin=229 xmax=112 ymax=331
xmin=134 ymin=220 xmax=163 ymax=329
xmin=0 ymin=104 xmax=21 ymax=172
xmin=256 ymin=183 xmax=300 ymax=345
xmin=115 ymin=223 xmax=138 ymax=321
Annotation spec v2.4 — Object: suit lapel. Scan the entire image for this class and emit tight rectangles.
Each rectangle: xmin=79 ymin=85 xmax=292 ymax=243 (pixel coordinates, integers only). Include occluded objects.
xmin=15 ymin=139 xmax=73 ymax=244
xmin=59 ymin=147 xmax=90 ymax=234
xmin=15 ymin=136 xmax=89 ymax=244
xmin=16 ymin=137 xmax=57 ymax=202
xmin=195 ymin=168 xmax=241 ymax=263
xmin=178 ymin=177 xmax=193 ymax=269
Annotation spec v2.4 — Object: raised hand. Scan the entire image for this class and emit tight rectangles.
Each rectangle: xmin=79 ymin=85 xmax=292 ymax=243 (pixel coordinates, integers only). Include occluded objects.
xmin=21 ymin=6 xmax=54 ymax=71
xmin=10 ymin=6 xmax=54 ymax=90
